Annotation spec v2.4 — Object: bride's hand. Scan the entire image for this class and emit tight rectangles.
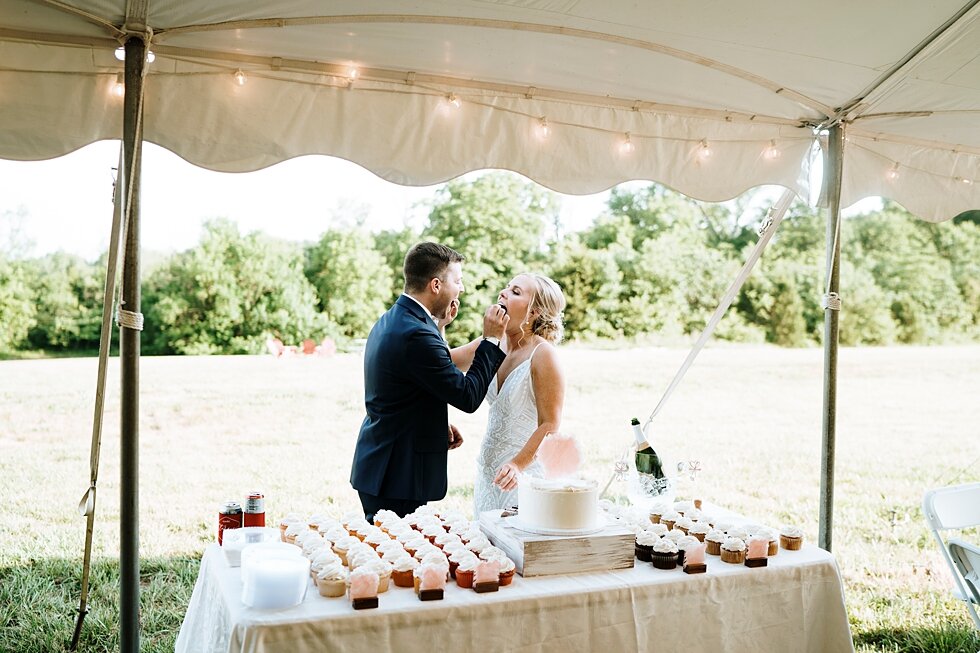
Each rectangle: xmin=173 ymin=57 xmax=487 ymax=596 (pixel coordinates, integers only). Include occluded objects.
xmin=493 ymin=461 xmax=522 ymax=491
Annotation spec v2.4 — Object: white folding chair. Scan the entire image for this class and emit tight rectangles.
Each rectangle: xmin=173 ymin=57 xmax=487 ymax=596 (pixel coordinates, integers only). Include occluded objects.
xmin=922 ymin=483 xmax=980 ymax=632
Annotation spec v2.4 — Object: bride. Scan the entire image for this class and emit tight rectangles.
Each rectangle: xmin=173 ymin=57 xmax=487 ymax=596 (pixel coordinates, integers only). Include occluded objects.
xmin=445 ymin=273 xmax=567 ymax=514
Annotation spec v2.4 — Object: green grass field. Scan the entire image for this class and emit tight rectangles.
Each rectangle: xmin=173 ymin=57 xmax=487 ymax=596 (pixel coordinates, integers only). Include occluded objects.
xmin=1 ymin=345 xmax=978 ymax=652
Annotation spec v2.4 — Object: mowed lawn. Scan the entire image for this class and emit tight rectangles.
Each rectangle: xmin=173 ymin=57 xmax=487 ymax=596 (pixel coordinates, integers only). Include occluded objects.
xmin=1 ymin=345 xmax=978 ymax=652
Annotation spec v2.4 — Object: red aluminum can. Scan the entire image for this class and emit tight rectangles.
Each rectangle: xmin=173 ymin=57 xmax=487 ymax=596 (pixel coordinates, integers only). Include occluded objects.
xmin=244 ymin=491 xmax=266 ymax=527
xmin=218 ymin=500 xmax=243 ymax=545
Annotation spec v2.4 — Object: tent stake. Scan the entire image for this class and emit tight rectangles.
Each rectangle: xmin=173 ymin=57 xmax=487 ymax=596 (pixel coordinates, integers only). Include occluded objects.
xmin=819 ymin=125 xmax=844 ymax=552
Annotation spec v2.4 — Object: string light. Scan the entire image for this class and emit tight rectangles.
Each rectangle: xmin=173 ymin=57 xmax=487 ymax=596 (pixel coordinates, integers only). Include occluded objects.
xmin=620 ymin=132 xmax=635 ymax=154
xmin=535 ymin=117 xmax=551 ymax=140
xmin=347 ymin=67 xmax=359 ymax=81
xmin=114 ymin=46 xmax=154 ymax=63
xmin=697 ymin=139 xmax=712 ymax=160
xmin=447 ymin=93 xmax=461 ymax=109
xmin=763 ymin=139 xmax=780 ymax=160
xmin=234 ymin=69 xmax=247 ymax=86
xmin=112 ymin=73 xmax=124 ymax=97
xmin=957 ymin=176 xmax=973 ymax=185
xmin=886 ymin=163 xmax=900 ymax=180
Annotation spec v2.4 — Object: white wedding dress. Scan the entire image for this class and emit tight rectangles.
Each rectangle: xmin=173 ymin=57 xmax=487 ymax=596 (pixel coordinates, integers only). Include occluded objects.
xmin=474 ymin=344 xmax=544 ymax=515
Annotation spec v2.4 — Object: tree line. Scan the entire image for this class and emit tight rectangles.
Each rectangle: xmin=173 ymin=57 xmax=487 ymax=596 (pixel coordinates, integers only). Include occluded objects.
xmin=1 ymin=172 xmax=978 ymax=355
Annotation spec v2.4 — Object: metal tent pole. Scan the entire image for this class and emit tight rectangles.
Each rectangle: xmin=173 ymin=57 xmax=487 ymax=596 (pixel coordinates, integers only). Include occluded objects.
xmin=819 ymin=125 xmax=844 ymax=552
xmin=120 ymin=34 xmax=146 ymax=653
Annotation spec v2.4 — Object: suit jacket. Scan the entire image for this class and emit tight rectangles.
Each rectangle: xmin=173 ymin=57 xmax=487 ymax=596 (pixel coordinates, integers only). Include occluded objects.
xmin=350 ymin=295 xmax=506 ymax=501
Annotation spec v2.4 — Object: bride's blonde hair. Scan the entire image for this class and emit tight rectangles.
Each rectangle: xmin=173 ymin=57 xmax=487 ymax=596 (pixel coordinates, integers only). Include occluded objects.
xmin=519 ymin=273 xmax=566 ymax=345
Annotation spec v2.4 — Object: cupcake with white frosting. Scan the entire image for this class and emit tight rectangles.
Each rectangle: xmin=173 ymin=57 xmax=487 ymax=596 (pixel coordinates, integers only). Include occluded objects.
xmin=720 ymin=536 xmax=747 ymax=564
xmin=381 ymin=548 xmax=410 ymax=564
xmin=454 ymin=554 xmax=479 ymax=588
xmin=660 ymin=510 xmax=681 ymax=530
xmin=761 ymin=527 xmax=779 ymax=556
xmin=688 ymin=521 xmax=711 ymax=542
xmin=725 ymin=527 xmax=749 ymax=542
xmin=497 ymin=556 xmax=517 ymax=586
xmin=315 ymin=560 xmax=348 ymax=598
xmin=780 ymin=525 xmax=804 ymax=550
xmin=664 ymin=529 xmax=686 ymax=544
xmin=651 ymin=538 xmax=679 ymax=570
xmin=635 ymin=530 xmax=658 ymax=562
xmin=331 ymin=534 xmax=358 ymax=565
xmin=705 ymin=529 xmax=726 ymax=556
xmin=284 ymin=521 xmax=307 ymax=545
xmin=675 ymin=517 xmax=695 ymax=534
xmin=391 ymin=556 xmax=418 ymax=587
xmin=365 ymin=559 xmax=393 ymax=592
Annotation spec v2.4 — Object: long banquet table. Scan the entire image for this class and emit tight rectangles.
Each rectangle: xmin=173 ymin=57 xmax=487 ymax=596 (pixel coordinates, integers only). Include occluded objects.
xmin=175 ymin=534 xmax=854 ymax=653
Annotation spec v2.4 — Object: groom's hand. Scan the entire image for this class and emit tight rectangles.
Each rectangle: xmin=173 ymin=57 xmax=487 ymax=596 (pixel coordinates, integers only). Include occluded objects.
xmin=448 ymin=424 xmax=464 ymax=450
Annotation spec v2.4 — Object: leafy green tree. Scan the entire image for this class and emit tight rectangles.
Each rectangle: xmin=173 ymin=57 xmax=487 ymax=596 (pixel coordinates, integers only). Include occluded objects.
xmin=546 ymin=237 xmax=623 ymax=339
xmin=838 ymin=262 xmax=897 ymax=345
xmin=848 ymin=205 xmax=971 ymax=343
xmin=22 ymin=253 xmax=103 ymax=350
xmin=373 ymin=226 xmax=419 ymax=299
xmin=0 ymin=255 xmax=35 ymax=350
xmin=143 ymin=219 xmax=326 ymax=354
xmin=422 ymin=173 xmax=558 ymax=342
xmin=304 ymin=228 xmax=394 ymax=338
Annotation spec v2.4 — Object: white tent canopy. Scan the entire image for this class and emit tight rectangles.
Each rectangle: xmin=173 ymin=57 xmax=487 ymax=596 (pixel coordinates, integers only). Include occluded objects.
xmin=3 ymin=3 xmax=979 ymax=650
xmin=2 ymin=0 xmax=979 ymax=221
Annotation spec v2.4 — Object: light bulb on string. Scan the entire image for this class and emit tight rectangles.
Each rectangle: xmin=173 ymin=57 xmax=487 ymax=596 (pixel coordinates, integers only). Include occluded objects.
xmin=535 ymin=117 xmax=551 ymax=140
xmin=620 ymin=132 xmax=635 ymax=155
xmin=697 ymin=139 xmax=712 ymax=161
xmin=114 ymin=46 xmax=154 ymax=63
xmin=887 ymin=163 xmax=900 ymax=181
xmin=347 ymin=67 xmax=359 ymax=81
xmin=958 ymin=177 xmax=973 ymax=186
xmin=234 ymin=69 xmax=247 ymax=86
xmin=447 ymin=93 xmax=461 ymax=109
xmin=112 ymin=73 xmax=124 ymax=97
xmin=763 ymin=140 xmax=780 ymax=160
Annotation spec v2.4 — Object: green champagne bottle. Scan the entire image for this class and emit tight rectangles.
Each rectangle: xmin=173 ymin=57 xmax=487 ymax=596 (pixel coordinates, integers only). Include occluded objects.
xmin=632 ymin=417 xmax=665 ymax=478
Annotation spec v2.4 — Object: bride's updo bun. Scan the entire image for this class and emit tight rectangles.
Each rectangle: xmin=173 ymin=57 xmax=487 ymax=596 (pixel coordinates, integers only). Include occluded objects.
xmin=522 ymin=273 xmax=566 ymax=345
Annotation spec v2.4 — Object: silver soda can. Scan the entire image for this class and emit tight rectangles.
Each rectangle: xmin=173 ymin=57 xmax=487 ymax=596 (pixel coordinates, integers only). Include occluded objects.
xmin=244 ymin=491 xmax=266 ymax=528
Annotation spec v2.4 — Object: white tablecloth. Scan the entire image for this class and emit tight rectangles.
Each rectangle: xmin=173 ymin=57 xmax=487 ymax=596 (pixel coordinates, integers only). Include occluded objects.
xmin=175 ymin=539 xmax=853 ymax=653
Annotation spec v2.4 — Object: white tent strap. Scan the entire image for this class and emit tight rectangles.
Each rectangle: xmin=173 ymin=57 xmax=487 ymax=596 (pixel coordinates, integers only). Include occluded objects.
xmin=115 ymin=308 xmax=144 ymax=331
xmin=642 ymin=187 xmax=796 ymax=434
xmin=822 ymin=293 xmax=842 ymax=311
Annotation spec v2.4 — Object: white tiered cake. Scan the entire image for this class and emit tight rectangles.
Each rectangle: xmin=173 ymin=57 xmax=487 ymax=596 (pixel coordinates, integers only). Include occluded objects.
xmin=517 ymin=476 xmax=600 ymax=532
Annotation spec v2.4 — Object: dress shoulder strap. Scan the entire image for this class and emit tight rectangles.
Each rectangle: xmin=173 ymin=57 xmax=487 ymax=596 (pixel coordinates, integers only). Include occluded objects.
xmin=528 ymin=342 xmax=546 ymax=362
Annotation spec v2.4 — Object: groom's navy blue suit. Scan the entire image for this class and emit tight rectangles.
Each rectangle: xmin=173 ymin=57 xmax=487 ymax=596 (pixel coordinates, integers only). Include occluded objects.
xmin=350 ymin=295 xmax=506 ymax=513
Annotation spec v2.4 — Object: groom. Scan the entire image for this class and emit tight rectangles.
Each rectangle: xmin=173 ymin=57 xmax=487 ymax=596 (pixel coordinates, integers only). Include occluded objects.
xmin=350 ymin=241 xmax=509 ymax=521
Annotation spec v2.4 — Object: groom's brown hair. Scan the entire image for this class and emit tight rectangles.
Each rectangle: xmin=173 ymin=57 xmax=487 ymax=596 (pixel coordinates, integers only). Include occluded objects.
xmin=403 ymin=241 xmax=464 ymax=293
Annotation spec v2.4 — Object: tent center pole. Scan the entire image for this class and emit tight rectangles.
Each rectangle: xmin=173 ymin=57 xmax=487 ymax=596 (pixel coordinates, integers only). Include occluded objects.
xmin=819 ymin=125 xmax=844 ymax=552
xmin=120 ymin=34 xmax=146 ymax=653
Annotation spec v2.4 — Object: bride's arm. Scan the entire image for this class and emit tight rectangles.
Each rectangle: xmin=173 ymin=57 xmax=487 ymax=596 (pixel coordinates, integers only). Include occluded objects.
xmin=448 ymin=338 xmax=483 ymax=372
xmin=494 ymin=343 xmax=565 ymax=490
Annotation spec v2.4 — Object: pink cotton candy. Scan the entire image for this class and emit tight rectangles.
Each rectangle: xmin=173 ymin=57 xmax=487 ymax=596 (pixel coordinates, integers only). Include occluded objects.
xmin=349 ymin=572 xmax=378 ymax=599
xmin=420 ymin=564 xmax=447 ymax=590
xmin=747 ymin=537 xmax=768 ymax=559
xmin=474 ymin=560 xmax=501 ymax=584
xmin=683 ymin=542 xmax=706 ymax=566
xmin=536 ymin=432 xmax=582 ymax=479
